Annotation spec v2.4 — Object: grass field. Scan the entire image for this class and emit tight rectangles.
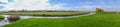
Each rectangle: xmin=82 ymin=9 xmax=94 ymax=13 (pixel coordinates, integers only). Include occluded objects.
xmin=3 ymin=12 xmax=120 ymax=27
xmin=1 ymin=12 xmax=88 ymax=15
xmin=0 ymin=15 xmax=4 ymax=20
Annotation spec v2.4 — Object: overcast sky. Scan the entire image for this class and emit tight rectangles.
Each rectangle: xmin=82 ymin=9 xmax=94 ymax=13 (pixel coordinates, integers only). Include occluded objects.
xmin=0 ymin=0 xmax=120 ymax=11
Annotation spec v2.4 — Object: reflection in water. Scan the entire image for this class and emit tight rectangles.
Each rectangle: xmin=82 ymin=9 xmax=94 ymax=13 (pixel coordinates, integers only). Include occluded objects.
xmin=0 ymin=15 xmax=9 ymax=27
xmin=3 ymin=13 xmax=96 ymax=19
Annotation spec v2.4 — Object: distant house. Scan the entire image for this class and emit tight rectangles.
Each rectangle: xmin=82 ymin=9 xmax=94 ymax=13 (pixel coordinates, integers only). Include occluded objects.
xmin=96 ymin=8 xmax=104 ymax=12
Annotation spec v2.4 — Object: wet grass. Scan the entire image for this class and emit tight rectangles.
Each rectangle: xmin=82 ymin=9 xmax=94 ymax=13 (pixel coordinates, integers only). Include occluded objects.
xmin=4 ymin=12 xmax=120 ymax=27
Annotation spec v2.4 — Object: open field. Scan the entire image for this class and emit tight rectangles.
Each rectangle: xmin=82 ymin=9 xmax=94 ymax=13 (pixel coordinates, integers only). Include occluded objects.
xmin=2 ymin=12 xmax=88 ymax=15
xmin=3 ymin=12 xmax=120 ymax=27
xmin=1 ymin=12 xmax=89 ymax=16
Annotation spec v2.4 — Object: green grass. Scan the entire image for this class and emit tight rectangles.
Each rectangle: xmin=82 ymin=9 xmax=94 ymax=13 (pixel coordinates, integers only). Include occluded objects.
xmin=4 ymin=12 xmax=120 ymax=27
xmin=1 ymin=12 xmax=88 ymax=15
xmin=0 ymin=15 xmax=4 ymax=20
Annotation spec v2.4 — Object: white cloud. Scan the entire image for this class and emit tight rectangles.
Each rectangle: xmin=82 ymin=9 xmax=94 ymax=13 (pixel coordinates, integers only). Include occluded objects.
xmin=79 ymin=1 xmax=93 ymax=5
xmin=0 ymin=0 xmax=102 ymax=11
xmin=1 ymin=0 xmax=65 ymax=10
xmin=0 ymin=0 xmax=8 ymax=3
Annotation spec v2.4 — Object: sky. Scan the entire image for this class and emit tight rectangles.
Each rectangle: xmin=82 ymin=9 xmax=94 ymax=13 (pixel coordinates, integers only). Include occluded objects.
xmin=0 ymin=0 xmax=120 ymax=11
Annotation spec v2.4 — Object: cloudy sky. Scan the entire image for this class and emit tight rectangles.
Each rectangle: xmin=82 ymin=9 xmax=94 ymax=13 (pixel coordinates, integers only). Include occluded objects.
xmin=0 ymin=0 xmax=120 ymax=11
